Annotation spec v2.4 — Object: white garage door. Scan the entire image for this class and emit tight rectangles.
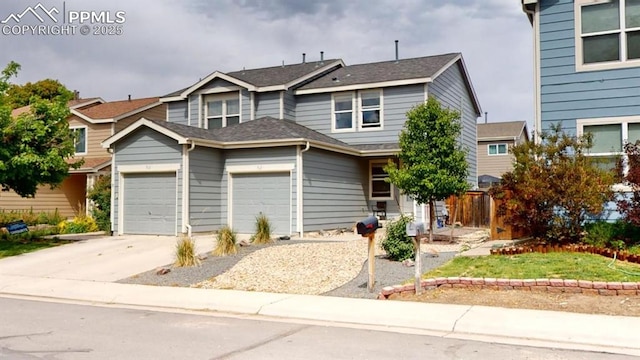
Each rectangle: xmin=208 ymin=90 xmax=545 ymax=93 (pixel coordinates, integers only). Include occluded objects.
xmin=232 ymin=173 xmax=290 ymax=235
xmin=123 ymin=173 xmax=176 ymax=235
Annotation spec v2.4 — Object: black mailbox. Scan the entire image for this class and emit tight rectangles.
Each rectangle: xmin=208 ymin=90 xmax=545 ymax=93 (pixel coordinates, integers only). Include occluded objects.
xmin=356 ymin=216 xmax=380 ymax=236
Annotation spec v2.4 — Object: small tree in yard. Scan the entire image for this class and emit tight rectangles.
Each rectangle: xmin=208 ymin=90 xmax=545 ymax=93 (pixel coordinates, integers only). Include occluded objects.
xmin=384 ymin=97 xmax=469 ymax=294
xmin=0 ymin=61 xmax=81 ymax=197
xmin=490 ymin=124 xmax=615 ymax=243
xmin=87 ymin=175 xmax=111 ymax=232
xmin=384 ymin=96 xmax=470 ymax=242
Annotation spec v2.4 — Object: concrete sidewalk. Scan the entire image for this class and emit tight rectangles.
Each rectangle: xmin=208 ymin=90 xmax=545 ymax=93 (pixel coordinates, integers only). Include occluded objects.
xmin=0 ymin=235 xmax=639 ymax=356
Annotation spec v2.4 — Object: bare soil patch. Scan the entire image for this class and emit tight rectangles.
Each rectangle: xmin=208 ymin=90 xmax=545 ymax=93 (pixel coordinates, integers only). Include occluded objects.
xmin=389 ymin=288 xmax=640 ymax=316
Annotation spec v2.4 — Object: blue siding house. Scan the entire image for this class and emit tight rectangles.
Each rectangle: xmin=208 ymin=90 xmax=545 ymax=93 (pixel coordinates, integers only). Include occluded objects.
xmin=523 ymin=0 xmax=640 ymax=171
xmin=102 ymin=53 xmax=482 ymax=236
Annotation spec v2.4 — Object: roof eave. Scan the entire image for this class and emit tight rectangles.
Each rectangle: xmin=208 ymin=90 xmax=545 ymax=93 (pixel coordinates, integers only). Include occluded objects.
xmin=102 ymin=118 xmax=189 ymax=148
xmin=295 ymin=78 xmax=431 ymax=95
xmin=112 ymin=101 xmax=163 ymax=122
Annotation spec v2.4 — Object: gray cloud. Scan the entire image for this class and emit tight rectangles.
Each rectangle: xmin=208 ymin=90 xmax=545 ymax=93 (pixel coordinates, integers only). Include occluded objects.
xmin=0 ymin=0 xmax=534 ymax=125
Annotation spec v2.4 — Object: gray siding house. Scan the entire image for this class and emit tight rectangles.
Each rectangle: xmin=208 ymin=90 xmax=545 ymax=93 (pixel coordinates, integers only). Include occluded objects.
xmin=477 ymin=121 xmax=529 ymax=189
xmin=103 ymin=53 xmax=482 ymax=236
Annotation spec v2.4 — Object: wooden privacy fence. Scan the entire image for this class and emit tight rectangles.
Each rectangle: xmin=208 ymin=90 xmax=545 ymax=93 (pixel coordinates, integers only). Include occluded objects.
xmin=446 ymin=191 xmax=529 ymax=240
xmin=446 ymin=191 xmax=490 ymax=228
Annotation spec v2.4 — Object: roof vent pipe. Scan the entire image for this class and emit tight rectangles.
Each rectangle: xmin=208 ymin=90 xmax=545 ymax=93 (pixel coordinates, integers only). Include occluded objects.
xmin=484 ymin=112 xmax=488 ymax=124
xmin=395 ymin=40 xmax=399 ymax=62
xmin=320 ymin=51 xmax=324 ymax=63
xmin=128 ymin=94 xmax=131 ymax=101
xmin=302 ymin=53 xmax=306 ymax=63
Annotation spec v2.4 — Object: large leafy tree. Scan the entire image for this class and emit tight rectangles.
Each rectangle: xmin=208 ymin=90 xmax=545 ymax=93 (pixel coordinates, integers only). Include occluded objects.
xmin=0 ymin=61 xmax=80 ymax=197
xmin=6 ymin=78 xmax=72 ymax=109
xmin=385 ymin=96 xmax=470 ymax=241
xmin=489 ymin=124 xmax=615 ymax=243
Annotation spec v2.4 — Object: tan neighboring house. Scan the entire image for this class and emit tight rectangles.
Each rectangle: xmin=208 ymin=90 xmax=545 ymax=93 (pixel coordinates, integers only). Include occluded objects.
xmin=1 ymin=96 xmax=166 ymax=218
xmin=477 ymin=121 xmax=529 ymax=189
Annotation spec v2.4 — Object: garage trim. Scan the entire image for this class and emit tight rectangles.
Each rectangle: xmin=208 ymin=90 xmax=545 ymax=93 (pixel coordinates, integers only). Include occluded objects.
xmin=117 ymin=163 xmax=181 ymax=235
xmin=227 ymin=163 xmax=294 ymax=235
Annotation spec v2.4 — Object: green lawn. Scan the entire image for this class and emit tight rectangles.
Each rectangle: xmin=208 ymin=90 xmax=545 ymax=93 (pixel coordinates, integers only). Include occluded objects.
xmin=0 ymin=233 xmax=72 ymax=258
xmin=424 ymin=252 xmax=640 ymax=282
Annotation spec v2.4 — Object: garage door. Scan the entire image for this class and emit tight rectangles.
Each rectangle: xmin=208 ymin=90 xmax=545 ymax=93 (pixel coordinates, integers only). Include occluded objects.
xmin=123 ymin=173 xmax=176 ymax=235
xmin=232 ymin=173 xmax=290 ymax=234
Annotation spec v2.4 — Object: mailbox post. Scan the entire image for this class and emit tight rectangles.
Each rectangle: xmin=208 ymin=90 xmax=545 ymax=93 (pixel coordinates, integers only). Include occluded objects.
xmin=356 ymin=216 xmax=380 ymax=292
xmin=406 ymin=221 xmax=425 ymax=295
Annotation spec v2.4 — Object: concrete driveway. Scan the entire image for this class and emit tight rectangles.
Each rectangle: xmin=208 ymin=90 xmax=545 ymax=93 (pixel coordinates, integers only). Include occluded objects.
xmin=0 ymin=235 xmax=212 ymax=282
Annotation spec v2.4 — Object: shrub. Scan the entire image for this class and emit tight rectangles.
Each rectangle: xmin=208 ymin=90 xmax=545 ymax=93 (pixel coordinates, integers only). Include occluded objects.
xmin=175 ymin=235 xmax=201 ymax=267
xmin=213 ymin=225 xmax=238 ymax=256
xmin=87 ymin=175 xmax=111 ymax=232
xmin=0 ymin=209 xmax=64 ymax=226
xmin=583 ymin=220 xmax=640 ymax=249
xmin=381 ymin=214 xmax=415 ymax=261
xmin=0 ymin=228 xmax=58 ymax=241
xmin=253 ymin=213 xmax=273 ymax=244
xmin=57 ymin=215 xmax=99 ymax=234
xmin=490 ymin=124 xmax=615 ymax=243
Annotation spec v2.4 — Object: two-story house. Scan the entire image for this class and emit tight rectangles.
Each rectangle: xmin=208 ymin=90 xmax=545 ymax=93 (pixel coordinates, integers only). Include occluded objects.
xmin=102 ymin=52 xmax=482 ymax=236
xmin=522 ymin=0 xmax=640 ymax=172
xmin=1 ymin=96 xmax=166 ymax=218
xmin=476 ymin=121 xmax=529 ymax=189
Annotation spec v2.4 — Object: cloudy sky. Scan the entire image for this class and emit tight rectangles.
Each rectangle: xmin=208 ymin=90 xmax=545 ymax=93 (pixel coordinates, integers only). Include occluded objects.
xmin=0 ymin=0 xmax=533 ymax=125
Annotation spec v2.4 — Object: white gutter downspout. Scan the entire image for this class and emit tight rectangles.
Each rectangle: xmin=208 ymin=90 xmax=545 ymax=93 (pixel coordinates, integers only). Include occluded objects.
xmin=523 ymin=2 xmax=541 ymax=144
xmin=297 ymin=141 xmax=310 ymax=237
xmin=183 ymin=141 xmax=196 ymax=237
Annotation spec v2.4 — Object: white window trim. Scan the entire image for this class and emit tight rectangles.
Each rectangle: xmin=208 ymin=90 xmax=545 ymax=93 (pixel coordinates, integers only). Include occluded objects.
xmin=70 ymin=126 xmax=88 ymax=155
xmin=575 ymin=0 xmax=640 ymax=72
xmin=369 ymin=160 xmax=394 ymax=200
xmin=331 ymin=92 xmax=356 ymax=133
xmin=358 ymin=89 xmax=384 ymax=131
xmin=203 ymin=92 xmax=241 ymax=129
xmin=488 ymin=143 xmax=508 ymax=156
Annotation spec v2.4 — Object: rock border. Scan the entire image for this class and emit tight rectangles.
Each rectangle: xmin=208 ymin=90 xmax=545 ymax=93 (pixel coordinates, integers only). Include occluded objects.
xmin=377 ymin=278 xmax=640 ymax=299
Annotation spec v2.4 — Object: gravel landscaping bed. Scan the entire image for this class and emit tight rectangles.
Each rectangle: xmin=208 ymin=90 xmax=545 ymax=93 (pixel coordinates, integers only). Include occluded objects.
xmin=118 ymin=238 xmax=458 ymax=299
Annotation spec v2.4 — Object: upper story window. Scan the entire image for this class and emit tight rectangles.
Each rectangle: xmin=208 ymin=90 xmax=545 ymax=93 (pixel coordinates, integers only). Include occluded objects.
xmin=359 ymin=91 xmax=382 ymax=129
xmin=204 ymin=93 xmax=240 ymax=129
xmin=488 ymin=143 xmax=508 ymax=156
xmin=331 ymin=90 xmax=383 ymax=133
xmin=576 ymin=0 xmax=640 ymax=71
xmin=331 ymin=93 xmax=355 ymax=132
xmin=71 ymin=127 xmax=87 ymax=154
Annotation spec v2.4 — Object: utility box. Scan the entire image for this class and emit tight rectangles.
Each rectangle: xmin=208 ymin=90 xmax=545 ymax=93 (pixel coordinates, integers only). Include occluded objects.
xmin=406 ymin=222 xmax=425 ymax=237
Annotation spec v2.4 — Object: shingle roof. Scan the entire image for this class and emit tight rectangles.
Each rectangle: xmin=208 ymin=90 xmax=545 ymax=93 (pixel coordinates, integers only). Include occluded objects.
xmin=68 ymin=156 xmax=111 ymax=172
xmin=75 ymin=97 xmax=160 ymax=119
xmin=145 ymin=117 xmax=352 ymax=149
xmin=351 ymin=143 xmax=400 ymax=151
xmin=298 ymin=53 xmax=460 ymax=90
xmin=477 ymin=121 xmax=528 ymax=140
xmin=226 ymin=60 xmax=341 ymax=87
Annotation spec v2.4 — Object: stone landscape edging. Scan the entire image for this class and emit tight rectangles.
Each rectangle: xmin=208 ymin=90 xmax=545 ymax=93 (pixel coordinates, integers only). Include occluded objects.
xmin=377 ymin=277 xmax=640 ymax=299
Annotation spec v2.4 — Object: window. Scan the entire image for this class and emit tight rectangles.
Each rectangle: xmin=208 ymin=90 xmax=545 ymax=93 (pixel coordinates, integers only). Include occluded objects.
xmin=578 ymin=117 xmax=640 ymax=176
xmin=370 ymin=161 xmax=392 ymax=199
xmin=359 ymin=91 xmax=382 ymax=129
xmin=71 ymin=127 xmax=87 ymax=154
xmin=331 ymin=90 xmax=383 ymax=132
xmin=576 ymin=0 xmax=640 ymax=70
xmin=204 ymin=93 xmax=240 ymax=129
xmin=488 ymin=143 xmax=508 ymax=156
xmin=332 ymin=93 xmax=355 ymax=131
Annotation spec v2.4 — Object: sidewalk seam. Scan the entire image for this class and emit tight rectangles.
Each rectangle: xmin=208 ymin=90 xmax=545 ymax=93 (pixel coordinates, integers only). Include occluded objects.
xmin=450 ymin=305 xmax=473 ymax=334
xmin=256 ymin=295 xmax=294 ymax=315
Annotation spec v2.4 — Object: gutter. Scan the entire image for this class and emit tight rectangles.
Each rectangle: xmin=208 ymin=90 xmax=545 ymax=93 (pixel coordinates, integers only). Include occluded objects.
xmin=183 ymin=141 xmax=196 ymax=237
xmin=522 ymin=1 xmax=541 ymax=143
xmin=297 ymin=141 xmax=310 ymax=237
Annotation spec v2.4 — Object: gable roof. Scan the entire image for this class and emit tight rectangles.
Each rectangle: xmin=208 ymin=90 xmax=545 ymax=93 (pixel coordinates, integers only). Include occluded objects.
xmin=10 ymin=97 xmax=104 ymax=118
xmin=102 ymin=117 xmax=398 ymax=156
xmin=161 ymin=59 xmax=345 ymax=101
xmin=71 ymin=97 xmax=162 ymax=124
xmin=295 ymin=53 xmax=482 ymax=116
xmin=477 ymin=121 xmax=529 ymax=141
xmin=297 ymin=53 xmax=460 ymax=92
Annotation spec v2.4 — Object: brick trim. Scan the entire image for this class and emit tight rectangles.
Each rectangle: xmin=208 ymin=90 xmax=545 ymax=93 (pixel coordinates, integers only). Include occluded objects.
xmin=377 ymin=278 xmax=640 ymax=300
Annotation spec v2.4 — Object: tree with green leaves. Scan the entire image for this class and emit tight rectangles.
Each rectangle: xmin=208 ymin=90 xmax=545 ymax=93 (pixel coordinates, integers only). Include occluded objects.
xmin=489 ymin=124 xmax=615 ymax=243
xmin=6 ymin=78 xmax=72 ymax=109
xmin=385 ymin=96 xmax=470 ymax=240
xmin=0 ymin=61 xmax=81 ymax=197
